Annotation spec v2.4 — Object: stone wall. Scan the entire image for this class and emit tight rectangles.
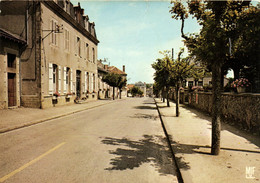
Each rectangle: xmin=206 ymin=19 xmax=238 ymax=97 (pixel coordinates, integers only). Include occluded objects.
xmin=185 ymin=92 xmax=260 ymax=135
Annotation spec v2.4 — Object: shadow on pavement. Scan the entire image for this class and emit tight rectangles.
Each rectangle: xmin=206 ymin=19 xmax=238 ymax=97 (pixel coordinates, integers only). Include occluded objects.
xmin=130 ymin=113 xmax=158 ymax=120
xmin=101 ymin=135 xmax=178 ymax=176
xmin=134 ymin=106 xmax=157 ymax=110
xmin=170 ymin=140 xmax=260 ymax=160
xmin=177 ymin=105 xmax=260 ymax=149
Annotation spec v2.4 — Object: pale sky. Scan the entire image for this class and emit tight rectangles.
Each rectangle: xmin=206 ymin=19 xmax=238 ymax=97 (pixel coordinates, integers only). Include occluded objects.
xmin=73 ymin=1 xmax=201 ymax=83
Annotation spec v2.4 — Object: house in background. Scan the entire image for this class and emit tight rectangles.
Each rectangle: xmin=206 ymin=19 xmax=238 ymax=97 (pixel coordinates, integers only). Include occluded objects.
xmin=135 ymin=81 xmax=146 ymax=97
xmin=107 ymin=65 xmax=127 ymax=98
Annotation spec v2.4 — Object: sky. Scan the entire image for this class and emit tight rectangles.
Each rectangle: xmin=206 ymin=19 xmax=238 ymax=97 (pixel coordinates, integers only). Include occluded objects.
xmin=73 ymin=1 xmax=201 ymax=84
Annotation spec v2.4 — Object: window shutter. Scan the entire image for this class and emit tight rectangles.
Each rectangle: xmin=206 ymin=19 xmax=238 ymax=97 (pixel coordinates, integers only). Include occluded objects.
xmin=63 ymin=67 xmax=67 ymax=93
xmin=58 ymin=66 xmax=61 ymax=93
xmin=70 ymin=69 xmax=73 ymax=93
xmin=75 ymin=36 xmax=77 ymax=56
xmin=49 ymin=63 xmax=53 ymax=94
xmin=85 ymin=72 xmax=87 ymax=93
xmin=89 ymin=73 xmax=93 ymax=92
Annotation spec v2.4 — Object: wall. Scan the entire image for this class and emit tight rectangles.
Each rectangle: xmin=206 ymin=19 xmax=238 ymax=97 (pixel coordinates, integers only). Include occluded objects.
xmin=185 ymin=92 xmax=260 ymax=135
xmin=40 ymin=3 xmax=98 ymax=108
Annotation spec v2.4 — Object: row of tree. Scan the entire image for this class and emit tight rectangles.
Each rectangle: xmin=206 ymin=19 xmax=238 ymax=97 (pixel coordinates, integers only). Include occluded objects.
xmin=153 ymin=1 xmax=259 ymax=155
xmin=102 ymin=73 xmax=127 ymax=100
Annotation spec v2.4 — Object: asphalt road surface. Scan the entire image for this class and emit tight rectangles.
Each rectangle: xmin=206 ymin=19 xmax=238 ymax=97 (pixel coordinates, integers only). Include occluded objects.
xmin=0 ymin=97 xmax=178 ymax=183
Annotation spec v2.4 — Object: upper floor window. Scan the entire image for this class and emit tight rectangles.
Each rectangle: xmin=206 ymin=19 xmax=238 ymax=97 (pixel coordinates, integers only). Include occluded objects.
xmin=76 ymin=37 xmax=81 ymax=57
xmin=86 ymin=43 xmax=89 ymax=61
xmin=50 ymin=19 xmax=58 ymax=45
xmin=7 ymin=53 xmax=16 ymax=68
xmin=92 ymin=47 xmax=95 ymax=63
xmin=64 ymin=29 xmax=70 ymax=50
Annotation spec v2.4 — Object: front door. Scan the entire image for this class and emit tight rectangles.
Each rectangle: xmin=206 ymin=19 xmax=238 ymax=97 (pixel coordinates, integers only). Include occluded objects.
xmin=76 ymin=70 xmax=81 ymax=98
xmin=8 ymin=73 xmax=16 ymax=107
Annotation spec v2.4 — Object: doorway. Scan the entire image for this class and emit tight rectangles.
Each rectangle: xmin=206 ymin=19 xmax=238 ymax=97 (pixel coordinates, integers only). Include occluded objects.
xmin=8 ymin=73 xmax=16 ymax=107
xmin=76 ymin=70 xmax=81 ymax=98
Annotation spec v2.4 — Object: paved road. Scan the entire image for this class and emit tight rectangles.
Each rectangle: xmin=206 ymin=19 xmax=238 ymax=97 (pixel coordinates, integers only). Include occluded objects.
xmin=0 ymin=98 xmax=178 ymax=183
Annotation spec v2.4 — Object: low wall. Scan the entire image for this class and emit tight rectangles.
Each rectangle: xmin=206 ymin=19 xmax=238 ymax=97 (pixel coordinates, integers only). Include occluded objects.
xmin=185 ymin=92 xmax=260 ymax=134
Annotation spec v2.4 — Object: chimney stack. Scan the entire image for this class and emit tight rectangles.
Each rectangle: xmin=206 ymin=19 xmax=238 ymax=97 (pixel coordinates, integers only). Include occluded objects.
xmin=123 ymin=65 xmax=125 ymax=72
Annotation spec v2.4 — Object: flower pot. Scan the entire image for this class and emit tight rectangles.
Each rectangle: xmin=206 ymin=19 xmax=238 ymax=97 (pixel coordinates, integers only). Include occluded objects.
xmin=237 ymin=87 xmax=246 ymax=93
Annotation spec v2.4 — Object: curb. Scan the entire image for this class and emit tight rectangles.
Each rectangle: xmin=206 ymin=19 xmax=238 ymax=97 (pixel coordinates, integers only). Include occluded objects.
xmin=153 ymin=98 xmax=184 ymax=183
xmin=0 ymin=99 xmax=119 ymax=134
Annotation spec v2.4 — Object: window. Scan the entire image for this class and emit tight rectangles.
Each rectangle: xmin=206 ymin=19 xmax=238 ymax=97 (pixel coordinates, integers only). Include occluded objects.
xmin=51 ymin=20 xmax=57 ymax=45
xmin=7 ymin=53 xmax=16 ymax=68
xmin=66 ymin=67 xmax=71 ymax=91
xmin=53 ymin=64 xmax=58 ymax=92
xmin=198 ymin=81 xmax=203 ymax=86
xmin=64 ymin=29 xmax=69 ymax=50
xmin=76 ymin=37 xmax=81 ymax=57
xmin=92 ymin=47 xmax=95 ymax=63
xmin=93 ymin=74 xmax=95 ymax=91
xmin=87 ymin=72 xmax=89 ymax=91
xmin=86 ymin=43 xmax=89 ymax=61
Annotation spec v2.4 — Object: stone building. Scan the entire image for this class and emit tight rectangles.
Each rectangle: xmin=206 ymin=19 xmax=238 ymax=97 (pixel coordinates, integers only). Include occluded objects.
xmin=97 ymin=60 xmax=110 ymax=99
xmin=0 ymin=1 xmax=99 ymax=109
xmin=108 ymin=65 xmax=127 ymax=98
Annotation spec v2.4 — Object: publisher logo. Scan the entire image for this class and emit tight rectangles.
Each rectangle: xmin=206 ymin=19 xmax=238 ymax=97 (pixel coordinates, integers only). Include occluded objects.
xmin=246 ymin=166 xmax=255 ymax=179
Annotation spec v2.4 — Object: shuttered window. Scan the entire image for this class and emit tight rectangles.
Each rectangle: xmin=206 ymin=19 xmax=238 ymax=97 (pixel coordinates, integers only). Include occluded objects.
xmin=49 ymin=63 xmax=53 ymax=94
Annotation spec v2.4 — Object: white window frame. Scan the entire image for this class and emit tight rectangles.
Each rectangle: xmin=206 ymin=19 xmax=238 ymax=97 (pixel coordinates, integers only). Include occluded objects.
xmin=76 ymin=36 xmax=81 ymax=57
xmin=50 ymin=19 xmax=58 ymax=46
xmin=64 ymin=28 xmax=70 ymax=51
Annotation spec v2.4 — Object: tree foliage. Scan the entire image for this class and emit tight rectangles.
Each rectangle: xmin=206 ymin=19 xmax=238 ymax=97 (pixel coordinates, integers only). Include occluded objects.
xmin=130 ymin=86 xmax=143 ymax=97
xmin=102 ymin=73 xmax=125 ymax=100
xmin=170 ymin=0 xmax=260 ymax=155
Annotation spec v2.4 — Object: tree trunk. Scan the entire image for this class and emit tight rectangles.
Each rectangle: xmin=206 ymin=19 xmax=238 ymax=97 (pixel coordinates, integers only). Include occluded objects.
xmin=119 ymin=89 xmax=122 ymax=99
xmin=113 ymin=87 xmax=115 ymax=100
xmin=166 ymin=86 xmax=170 ymax=107
xmin=233 ymin=67 xmax=240 ymax=80
xmin=163 ymin=88 xmax=165 ymax=103
xmin=176 ymin=82 xmax=180 ymax=117
xmin=211 ymin=62 xmax=222 ymax=155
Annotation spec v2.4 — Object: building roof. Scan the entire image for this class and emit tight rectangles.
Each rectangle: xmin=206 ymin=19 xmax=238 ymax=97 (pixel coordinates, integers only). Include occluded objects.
xmin=108 ymin=66 xmax=127 ymax=76
xmin=127 ymin=84 xmax=135 ymax=90
xmin=0 ymin=28 xmax=27 ymax=45
xmin=97 ymin=60 xmax=108 ymax=73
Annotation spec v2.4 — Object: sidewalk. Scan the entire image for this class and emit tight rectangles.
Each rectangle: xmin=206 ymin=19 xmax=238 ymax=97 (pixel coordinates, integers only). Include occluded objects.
xmin=0 ymin=99 xmax=117 ymax=133
xmin=154 ymin=98 xmax=260 ymax=183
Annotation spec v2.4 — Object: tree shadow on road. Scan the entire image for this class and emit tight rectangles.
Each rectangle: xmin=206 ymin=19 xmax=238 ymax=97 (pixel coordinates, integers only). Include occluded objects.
xmin=101 ymin=135 xmax=184 ymax=176
xmin=134 ymin=106 xmax=157 ymax=110
xmin=129 ymin=113 xmax=158 ymax=120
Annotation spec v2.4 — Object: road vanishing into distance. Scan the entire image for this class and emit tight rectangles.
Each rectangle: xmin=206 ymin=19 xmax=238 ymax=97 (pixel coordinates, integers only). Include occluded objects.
xmin=0 ymin=98 xmax=178 ymax=183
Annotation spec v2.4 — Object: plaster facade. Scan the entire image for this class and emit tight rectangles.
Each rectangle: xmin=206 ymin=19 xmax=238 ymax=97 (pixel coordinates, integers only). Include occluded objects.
xmin=0 ymin=1 xmax=99 ymax=109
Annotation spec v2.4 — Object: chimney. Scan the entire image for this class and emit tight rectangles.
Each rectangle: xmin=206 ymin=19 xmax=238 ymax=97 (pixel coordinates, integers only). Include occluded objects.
xmin=123 ymin=65 xmax=125 ymax=72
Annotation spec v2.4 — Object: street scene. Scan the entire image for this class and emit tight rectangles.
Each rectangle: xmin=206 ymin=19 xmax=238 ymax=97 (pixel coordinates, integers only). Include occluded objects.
xmin=0 ymin=98 xmax=179 ymax=183
xmin=0 ymin=0 xmax=259 ymax=183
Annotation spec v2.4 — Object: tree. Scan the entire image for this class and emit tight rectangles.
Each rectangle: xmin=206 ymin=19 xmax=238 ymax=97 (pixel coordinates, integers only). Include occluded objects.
xmin=102 ymin=73 xmax=122 ymax=100
xmin=152 ymin=52 xmax=174 ymax=107
xmin=152 ymin=49 xmax=195 ymax=113
xmin=130 ymin=86 xmax=143 ymax=97
xmin=170 ymin=0 xmax=258 ymax=155
xmin=118 ymin=78 xmax=127 ymax=99
xmin=168 ymin=48 xmax=194 ymax=117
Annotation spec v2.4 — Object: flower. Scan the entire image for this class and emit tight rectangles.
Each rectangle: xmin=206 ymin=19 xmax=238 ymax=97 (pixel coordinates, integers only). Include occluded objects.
xmin=231 ymin=78 xmax=251 ymax=88
xmin=53 ymin=91 xmax=60 ymax=97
